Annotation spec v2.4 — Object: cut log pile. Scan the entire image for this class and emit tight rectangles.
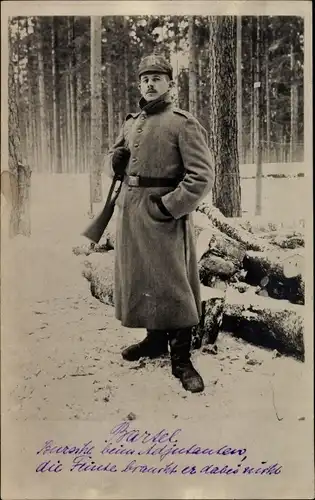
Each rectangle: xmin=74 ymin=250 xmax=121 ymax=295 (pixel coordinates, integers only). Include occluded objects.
xmin=75 ymin=203 xmax=306 ymax=361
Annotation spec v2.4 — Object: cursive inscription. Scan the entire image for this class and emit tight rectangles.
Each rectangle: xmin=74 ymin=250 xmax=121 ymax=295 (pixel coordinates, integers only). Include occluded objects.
xmin=109 ymin=421 xmax=181 ymax=445
xmin=35 ymin=421 xmax=282 ymax=476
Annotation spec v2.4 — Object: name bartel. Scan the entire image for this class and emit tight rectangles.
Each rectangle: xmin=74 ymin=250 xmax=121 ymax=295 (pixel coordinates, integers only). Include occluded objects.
xmin=35 ymin=422 xmax=282 ymax=476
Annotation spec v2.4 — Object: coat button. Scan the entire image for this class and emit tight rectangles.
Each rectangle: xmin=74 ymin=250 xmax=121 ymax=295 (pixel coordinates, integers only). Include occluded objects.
xmin=132 ymin=158 xmax=138 ymax=162
xmin=137 ymin=129 xmax=142 ymax=133
xmin=134 ymin=143 xmax=139 ymax=148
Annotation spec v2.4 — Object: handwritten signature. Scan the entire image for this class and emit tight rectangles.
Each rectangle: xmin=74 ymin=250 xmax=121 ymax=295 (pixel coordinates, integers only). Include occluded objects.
xmin=35 ymin=420 xmax=282 ymax=476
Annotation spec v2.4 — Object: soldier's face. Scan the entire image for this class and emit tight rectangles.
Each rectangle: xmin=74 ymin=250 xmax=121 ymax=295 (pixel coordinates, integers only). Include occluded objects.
xmin=139 ymin=73 xmax=171 ymax=101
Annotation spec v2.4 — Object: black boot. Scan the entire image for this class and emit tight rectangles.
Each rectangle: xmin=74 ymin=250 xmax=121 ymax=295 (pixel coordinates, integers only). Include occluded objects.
xmin=121 ymin=330 xmax=168 ymax=362
xmin=169 ymin=328 xmax=204 ymax=393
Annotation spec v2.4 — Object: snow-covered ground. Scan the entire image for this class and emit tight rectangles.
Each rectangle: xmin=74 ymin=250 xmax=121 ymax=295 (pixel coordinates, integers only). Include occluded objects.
xmin=1 ymin=170 xmax=313 ymax=499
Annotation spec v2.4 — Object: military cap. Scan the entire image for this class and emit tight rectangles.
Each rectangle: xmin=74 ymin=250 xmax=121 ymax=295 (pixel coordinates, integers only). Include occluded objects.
xmin=138 ymin=54 xmax=173 ymax=80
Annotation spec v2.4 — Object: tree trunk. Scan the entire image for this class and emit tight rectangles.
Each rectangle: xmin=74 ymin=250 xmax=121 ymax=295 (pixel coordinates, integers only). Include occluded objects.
xmin=250 ymin=18 xmax=255 ymax=163
xmin=118 ymin=76 xmax=124 ymax=131
xmin=15 ymin=20 xmax=27 ymax=166
xmin=52 ymin=18 xmax=62 ymax=173
xmin=60 ymin=92 xmax=67 ymax=173
xmin=76 ymin=33 xmax=83 ymax=172
xmin=84 ymin=114 xmax=89 ymax=173
xmin=68 ymin=18 xmax=77 ymax=172
xmin=123 ymin=17 xmax=130 ymax=115
xmin=8 ymin=28 xmax=32 ymax=237
xmin=124 ymin=52 xmax=130 ymax=113
xmin=107 ymin=62 xmax=114 ymax=148
xmin=290 ymin=41 xmax=298 ymax=163
xmin=65 ymin=74 xmax=72 ymax=172
xmin=254 ymin=16 xmax=263 ymax=215
xmin=25 ymin=18 xmax=35 ymax=171
xmin=188 ymin=17 xmax=197 ymax=116
xmin=265 ymin=18 xmax=271 ymax=163
xmin=90 ymin=16 xmax=103 ymax=206
xmin=236 ymin=16 xmax=243 ymax=164
xmin=197 ymin=55 xmax=203 ymax=121
xmin=8 ymin=164 xmax=32 ymax=238
xmin=15 ymin=19 xmax=22 ymax=154
xmin=35 ymin=18 xmax=47 ymax=172
xmin=208 ymin=16 xmax=241 ymax=217
xmin=33 ymin=110 xmax=39 ymax=172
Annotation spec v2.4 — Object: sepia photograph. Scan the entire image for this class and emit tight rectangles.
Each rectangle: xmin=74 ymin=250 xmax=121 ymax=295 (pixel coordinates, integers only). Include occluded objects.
xmin=1 ymin=1 xmax=313 ymax=499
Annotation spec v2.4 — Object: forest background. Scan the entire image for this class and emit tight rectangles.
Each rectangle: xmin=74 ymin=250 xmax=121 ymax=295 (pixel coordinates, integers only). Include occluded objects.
xmin=8 ymin=15 xmax=304 ymax=181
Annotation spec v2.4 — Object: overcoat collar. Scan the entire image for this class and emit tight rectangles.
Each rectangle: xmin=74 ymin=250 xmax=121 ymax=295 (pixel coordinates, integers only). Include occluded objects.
xmin=126 ymin=92 xmax=172 ymax=120
xmin=139 ymin=92 xmax=172 ymax=115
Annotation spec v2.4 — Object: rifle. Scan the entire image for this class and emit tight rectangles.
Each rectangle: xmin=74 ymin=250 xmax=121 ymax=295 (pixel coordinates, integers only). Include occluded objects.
xmin=82 ymin=174 xmax=123 ymax=244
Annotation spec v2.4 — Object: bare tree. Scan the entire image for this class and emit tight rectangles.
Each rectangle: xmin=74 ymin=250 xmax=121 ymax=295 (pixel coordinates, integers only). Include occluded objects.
xmin=75 ymin=22 xmax=83 ymax=172
xmin=68 ymin=17 xmax=77 ymax=171
xmin=107 ymin=62 xmax=114 ymax=148
xmin=236 ymin=16 xmax=243 ymax=164
xmin=290 ymin=37 xmax=298 ymax=162
xmin=254 ymin=16 xmax=263 ymax=216
xmin=8 ymin=25 xmax=31 ymax=237
xmin=35 ymin=17 xmax=47 ymax=172
xmin=264 ymin=17 xmax=271 ymax=163
xmin=188 ymin=17 xmax=197 ymax=116
xmin=52 ymin=18 xmax=62 ymax=173
xmin=90 ymin=16 xmax=103 ymax=211
xmin=208 ymin=16 xmax=241 ymax=217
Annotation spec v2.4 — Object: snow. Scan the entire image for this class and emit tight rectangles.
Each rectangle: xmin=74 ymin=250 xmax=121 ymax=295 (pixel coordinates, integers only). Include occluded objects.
xmin=1 ymin=172 xmax=312 ymax=498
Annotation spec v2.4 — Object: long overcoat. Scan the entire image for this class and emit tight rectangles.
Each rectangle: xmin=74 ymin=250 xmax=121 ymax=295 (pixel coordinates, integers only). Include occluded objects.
xmin=104 ymin=98 xmax=214 ymax=330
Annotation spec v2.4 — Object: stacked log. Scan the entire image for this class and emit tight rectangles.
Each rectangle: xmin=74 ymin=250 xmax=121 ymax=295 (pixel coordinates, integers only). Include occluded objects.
xmin=76 ymin=202 xmax=305 ymax=361
xmin=80 ymin=260 xmax=304 ymax=361
xmin=243 ymin=250 xmax=304 ymax=304
xmin=81 ymin=251 xmax=115 ymax=306
xmin=197 ymin=203 xmax=305 ymax=306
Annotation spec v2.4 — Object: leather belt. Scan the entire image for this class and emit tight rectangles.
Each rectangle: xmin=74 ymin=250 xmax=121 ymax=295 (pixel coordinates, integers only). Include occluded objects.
xmin=125 ymin=175 xmax=179 ymax=188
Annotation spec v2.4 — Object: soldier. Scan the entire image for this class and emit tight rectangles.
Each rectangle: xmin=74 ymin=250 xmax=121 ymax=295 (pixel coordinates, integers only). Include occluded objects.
xmin=104 ymin=54 xmax=214 ymax=393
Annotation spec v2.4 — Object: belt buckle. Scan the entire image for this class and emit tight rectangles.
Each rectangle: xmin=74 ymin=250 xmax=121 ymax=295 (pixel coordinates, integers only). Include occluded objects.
xmin=128 ymin=175 xmax=140 ymax=187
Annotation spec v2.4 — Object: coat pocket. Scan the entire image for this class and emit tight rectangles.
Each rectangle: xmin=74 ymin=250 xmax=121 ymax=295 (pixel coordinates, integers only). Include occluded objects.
xmin=147 ymin=194 xmax=173 ymax=223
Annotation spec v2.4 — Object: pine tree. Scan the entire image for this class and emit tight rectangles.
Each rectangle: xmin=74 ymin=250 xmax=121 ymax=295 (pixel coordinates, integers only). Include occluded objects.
xmin=90 ymin=16 xmax=103 ymax=208
xmin=208 ymin=16 xmax=241 ymax=217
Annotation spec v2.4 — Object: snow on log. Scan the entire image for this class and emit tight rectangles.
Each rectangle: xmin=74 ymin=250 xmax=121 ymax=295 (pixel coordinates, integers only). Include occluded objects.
xmin=82 ymin=252 xmax=115 ymax=306
xmin=199 ymin=254 xmax=237 ymax=283
xmin=235 ymin=216 xmax=305 ymax=234
xmin=265 ymin=234 xmax=304 ymax=249
xmin=78 ymin=205 xmax=305 ymax=359
xmin=86 ymin=210 xmax=305 ymax=256
xmin=194 ymin=285 xmax=304 ymax=361
xmin=81 ymin=255 xmax=304 ymax=360
xmin=197 ymin=202 xmax=274 ymax=252
xmin=208 ymin=230 xmax=247 ymax=265
xmin=243 ymin=249 xmax=304 ymax=304
xmin=221 ymin=287 xmax=304 ymax=361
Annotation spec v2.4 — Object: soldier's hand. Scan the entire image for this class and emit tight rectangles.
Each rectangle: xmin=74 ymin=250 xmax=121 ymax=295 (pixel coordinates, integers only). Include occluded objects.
xmin=112 ymin=147 xmax=130 ymax=175
xmin=151 ymin=194 xmax=172 ymax=217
